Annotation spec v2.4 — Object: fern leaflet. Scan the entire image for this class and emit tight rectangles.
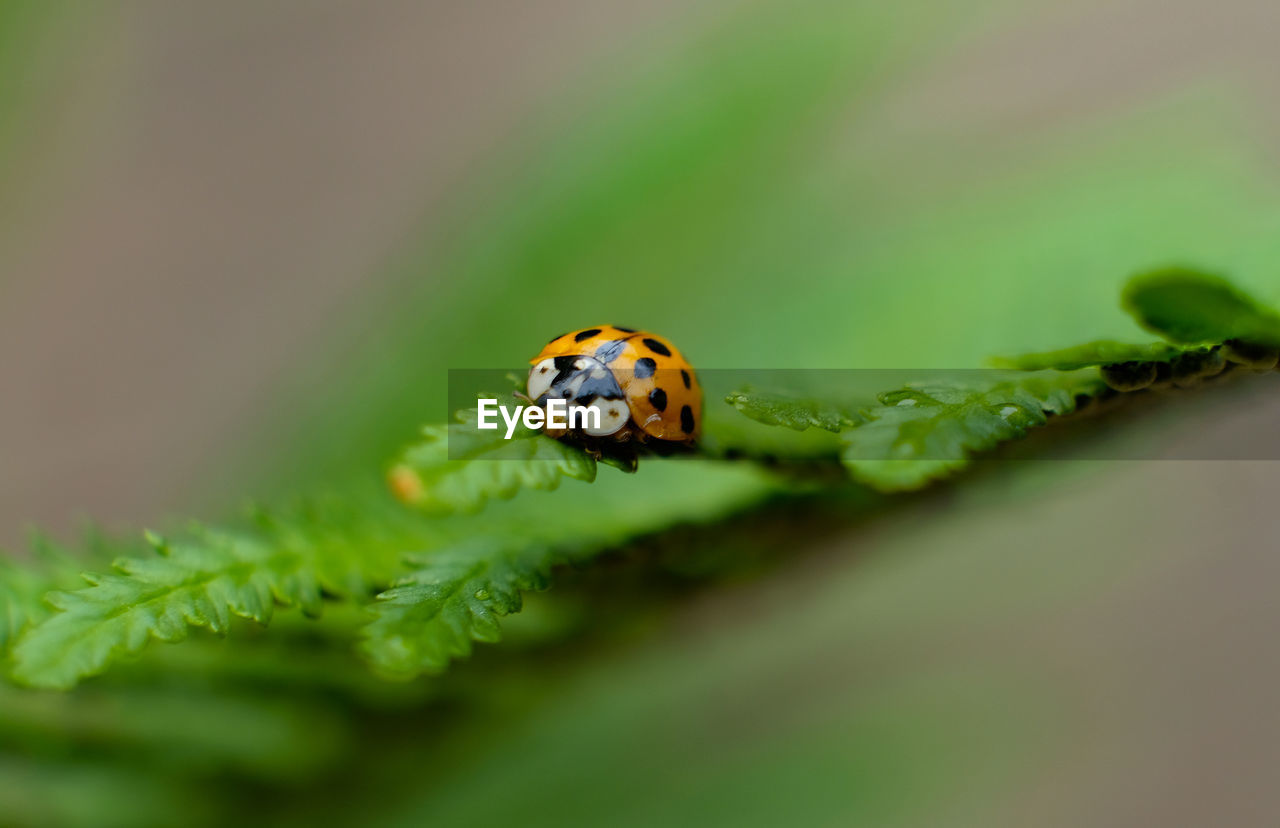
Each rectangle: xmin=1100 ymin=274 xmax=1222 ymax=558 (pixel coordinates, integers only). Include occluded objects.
xmin=1123 ymin=267 xmax=1280 ymax=346
xmin=388 ymin=409 xmax=598 ymax=515
xmin=8 ymin=493 xmax=420 ymax=690
xmin=839 ymin=372 xmax=1101 ymax=491
xmin=724 ymin=388 xmax=863 ymax=432
xmin=360 ymin=461 xmax=779 ymax=679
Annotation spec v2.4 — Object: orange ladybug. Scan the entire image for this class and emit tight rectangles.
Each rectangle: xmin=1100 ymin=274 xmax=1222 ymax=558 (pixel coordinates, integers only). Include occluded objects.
xmin=527 ymin=326 xmax=702 ymax=445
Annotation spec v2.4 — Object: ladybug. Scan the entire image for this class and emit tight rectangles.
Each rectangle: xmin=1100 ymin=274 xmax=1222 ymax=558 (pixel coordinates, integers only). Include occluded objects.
xmin=526 ymin=326 xmax=702 ymax=449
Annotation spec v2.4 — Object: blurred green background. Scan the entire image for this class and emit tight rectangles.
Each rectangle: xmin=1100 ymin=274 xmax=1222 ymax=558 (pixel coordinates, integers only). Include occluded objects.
xmin=3 ymin=0 xmax=1280 ymax=825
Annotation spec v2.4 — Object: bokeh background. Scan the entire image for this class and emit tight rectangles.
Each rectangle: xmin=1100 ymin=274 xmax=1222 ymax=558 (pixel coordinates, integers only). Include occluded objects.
xmin=3 ymin=0 xmax=1280 ymax=825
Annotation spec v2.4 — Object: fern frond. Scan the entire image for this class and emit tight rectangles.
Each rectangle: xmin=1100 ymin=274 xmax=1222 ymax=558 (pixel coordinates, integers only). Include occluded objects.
xmin=359 ymin=538 xmax=562 ymax=678
xmin=9 ymin=491 xmax=422 ymax=690
xmin=699 ymin=399 xmax=845 ymax=463
xmin=840 ymin=372 xmax=1101 ymax=491
xmin=724 ymin=388 xmax=863 ymax=432
xmin=723 ymin=369 xmax=1103 ymax=493
xmin=1 ymin=534 xmax=99 ymax=657
xmin=0 ymin=557 xmax=56 ymax=656
xmin=388 ymin=410 xmax=597 ymax=514
xmin=10 ymin=529 xmax=323 ymax=689
xmin=360 ymin=461 xmax=779 ymax=679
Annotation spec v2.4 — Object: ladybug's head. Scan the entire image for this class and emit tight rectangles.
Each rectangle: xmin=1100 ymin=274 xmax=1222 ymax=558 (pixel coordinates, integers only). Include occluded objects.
xmin=527 ymin=356 xmax=630 ymax=437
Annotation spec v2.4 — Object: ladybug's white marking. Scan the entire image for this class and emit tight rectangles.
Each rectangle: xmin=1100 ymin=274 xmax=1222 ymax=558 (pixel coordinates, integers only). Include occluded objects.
xmin=527 ymin=358 xmax=557 ymax=400
xmin=582 ymin=399 xmax=628 ymax=436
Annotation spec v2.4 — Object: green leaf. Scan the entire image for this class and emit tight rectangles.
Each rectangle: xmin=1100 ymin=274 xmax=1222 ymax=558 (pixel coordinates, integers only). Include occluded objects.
xmin=990 ymin=340 xmax=1187 ymax=371
xmin=360 ymin=461 xmax=779 ymax=679
xmin=724 ymin=388 xmax=864 ymax=432
xmin=723 ymin=372 xmax=1105 ymax=492
xmin=8 ymin=494 xmax=419 ymax=690
xmin=9 ymin=529 xmax=323 ymax=689
xmin=359 ymin=539 xmax=562 ymax=678
xmin=696 ymin=387 xmax=846 ymax=463
xmin=841 ymin=372 xmax=1102 ymax=492
xmin=388 ymin=409 xmax=598 ymax=515
xmin=1122 ymin=267 xmax=1280 ymax=346
xmin=0 ymin=558 xmax=55 ymax=656
xmin=0 ymin=534 xmax=105 ymax=657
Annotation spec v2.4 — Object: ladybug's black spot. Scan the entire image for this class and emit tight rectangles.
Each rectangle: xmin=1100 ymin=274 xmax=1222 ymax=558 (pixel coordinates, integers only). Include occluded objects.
xmin=613 ymin=326 xmax=637 ymax=333
xmin=574 ymin=328 xmax=602 ymax=342
xmin=642 ymin=338 xmax=671 ymax=357
xmin=594 ymin=339 xmax=627 ymax=364
xmin=551 ymin=355 xmax=587 ymax=391
xmin=681 ymin=369 xmax=691 ymax=389
xmin=634 ymin=357 xmax=657 ymax=379
xmin=679 ymin=405 xmax=695 ymax=434
xmin=649 ymin=388 xmax=667 ymax=411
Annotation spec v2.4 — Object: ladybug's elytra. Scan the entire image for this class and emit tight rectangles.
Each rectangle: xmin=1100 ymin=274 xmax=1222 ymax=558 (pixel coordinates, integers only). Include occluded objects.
xmin=527 ymin=326 xmax=702 ymax=444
